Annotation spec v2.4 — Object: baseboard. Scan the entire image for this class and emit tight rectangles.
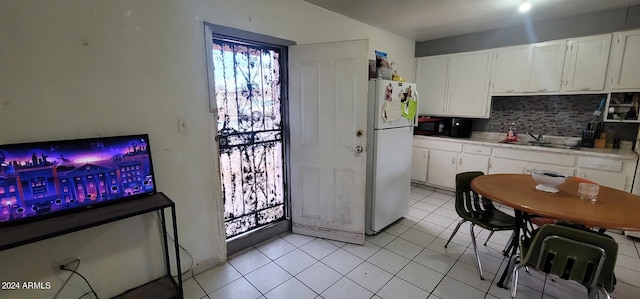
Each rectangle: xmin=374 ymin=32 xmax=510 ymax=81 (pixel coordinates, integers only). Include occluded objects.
xmin=188 ymin=256 xmax=225 ymax=279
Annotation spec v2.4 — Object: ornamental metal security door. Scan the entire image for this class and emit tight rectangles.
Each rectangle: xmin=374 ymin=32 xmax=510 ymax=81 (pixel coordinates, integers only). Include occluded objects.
xmin=211 ymin=36 xmax=287 ymax=240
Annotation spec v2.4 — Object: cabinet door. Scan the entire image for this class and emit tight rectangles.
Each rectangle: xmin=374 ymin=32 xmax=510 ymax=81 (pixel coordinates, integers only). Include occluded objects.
xmin=416 ymin=56 xmax=449 ymax=115
xmin=493 ymin=45 xmax=530 ymax=93
xmin=562 ymin=34 xmax=612 ymax=92
xmin=457 ymin=153 xmax=489 ymax=174
xmin=610 ymin=29 xmax=640 ymax=90
xmin=427 ymin=149 xmax=457 ymax=189
xmin=576 ymin=169 xmax=629 ymax=192
xmin=411 ymin=147 xmax=429 ymax=182
xmin=488 ymin=157 xmax=528 ymax=174
xmin=529 ymin=40 xmax=566 ymax=92
xmin=527 ymin=163 xmax=574 ymax=176
xmin=447 ymin=50 xmax=493 ymax=118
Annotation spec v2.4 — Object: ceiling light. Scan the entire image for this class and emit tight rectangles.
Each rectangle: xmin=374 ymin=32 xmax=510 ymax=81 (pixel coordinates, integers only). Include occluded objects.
xmin=519 ymin=0 xmax=531 ymax=13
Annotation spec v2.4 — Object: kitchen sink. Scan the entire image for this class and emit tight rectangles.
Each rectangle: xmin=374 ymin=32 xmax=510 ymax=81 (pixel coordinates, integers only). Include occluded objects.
xmin=497 ymin=140 xmax=580 ymax=150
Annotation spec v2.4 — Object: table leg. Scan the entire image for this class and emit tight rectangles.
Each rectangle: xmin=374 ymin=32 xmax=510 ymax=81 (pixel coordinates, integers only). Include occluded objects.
xmin=497 ymin=210 xmax=525 ymax=289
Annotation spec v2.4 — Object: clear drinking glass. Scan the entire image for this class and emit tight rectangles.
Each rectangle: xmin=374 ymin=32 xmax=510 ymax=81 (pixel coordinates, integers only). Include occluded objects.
xmin=578 ymin=183 xmax=599 ymax=201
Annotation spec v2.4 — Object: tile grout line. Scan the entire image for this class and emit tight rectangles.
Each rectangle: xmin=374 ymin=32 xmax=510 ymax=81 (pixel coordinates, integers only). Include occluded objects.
xmin=404 ymin=196 xmax=505 ymax=298
xmin=200 ymin=186 xmax=640 ymax=298
xmin=411 ymin=190 xmax=516 ymax=298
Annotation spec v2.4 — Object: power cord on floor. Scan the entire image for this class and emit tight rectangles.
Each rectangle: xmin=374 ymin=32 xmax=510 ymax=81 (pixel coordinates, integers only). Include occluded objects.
xmin=155 ymin=211 xmax=194 ymax=277
xmin=78 ymin=291 xmax=95 ymax=299
xmin=53 ymin=258 xmax=81 ymax=299
xmin=59 ymin=264 xmax=99 ymax=299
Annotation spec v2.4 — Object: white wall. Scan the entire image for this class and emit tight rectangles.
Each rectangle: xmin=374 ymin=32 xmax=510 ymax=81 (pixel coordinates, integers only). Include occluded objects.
xmin=0 ymin=0 xmax=415 ymax=297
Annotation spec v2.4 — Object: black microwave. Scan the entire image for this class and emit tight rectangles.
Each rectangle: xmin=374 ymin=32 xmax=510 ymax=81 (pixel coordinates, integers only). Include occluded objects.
xmin=415 ymin=117 xmax=472 ymax=138
xmin=415 ymin=117 xmax=444 ymax=135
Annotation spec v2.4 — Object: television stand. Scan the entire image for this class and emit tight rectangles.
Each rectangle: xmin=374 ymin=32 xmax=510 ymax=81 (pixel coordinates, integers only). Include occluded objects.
xmin=0 ymin=192 xmax=183 ymax=299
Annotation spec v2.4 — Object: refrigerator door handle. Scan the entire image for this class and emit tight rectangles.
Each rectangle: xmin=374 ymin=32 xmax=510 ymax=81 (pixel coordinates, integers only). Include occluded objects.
xmin=413 ymin=88 xmax=420 ymax=127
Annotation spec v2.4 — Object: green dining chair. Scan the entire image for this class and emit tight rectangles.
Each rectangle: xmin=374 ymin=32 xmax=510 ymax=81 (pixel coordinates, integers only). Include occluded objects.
xmin=510 ymin=224 xmax=618 ymax=299
xmin=444 ymin=171 xmax=516 ymax=280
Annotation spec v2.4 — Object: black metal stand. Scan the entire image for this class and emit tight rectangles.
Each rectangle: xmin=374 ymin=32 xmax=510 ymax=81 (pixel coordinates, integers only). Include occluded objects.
xmin=497 ymin=210 xmax=532 ymax=289
xmin=0 ymin=192 xmax=183 ymax=299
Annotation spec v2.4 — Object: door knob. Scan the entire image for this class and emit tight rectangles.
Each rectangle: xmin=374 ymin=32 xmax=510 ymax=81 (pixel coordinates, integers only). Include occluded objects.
xmin=355 ymin=145 xmax=364 ymax=153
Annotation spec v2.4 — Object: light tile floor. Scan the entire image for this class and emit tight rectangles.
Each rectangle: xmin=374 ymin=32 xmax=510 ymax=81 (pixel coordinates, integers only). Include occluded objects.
xmin=184 ymin=185 xmax=640 ymax=299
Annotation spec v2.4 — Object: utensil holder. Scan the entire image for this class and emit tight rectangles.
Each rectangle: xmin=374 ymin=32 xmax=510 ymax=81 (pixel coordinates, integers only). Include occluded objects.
xmin=594 ymin=139 xmax=606 ymax=148
xmin=581 ymin=130 xmax=595 ymax=148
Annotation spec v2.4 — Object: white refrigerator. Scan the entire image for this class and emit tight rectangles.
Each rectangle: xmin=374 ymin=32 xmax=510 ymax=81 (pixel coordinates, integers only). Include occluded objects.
xmin=365 ymin=79 xmax=415 ymax=235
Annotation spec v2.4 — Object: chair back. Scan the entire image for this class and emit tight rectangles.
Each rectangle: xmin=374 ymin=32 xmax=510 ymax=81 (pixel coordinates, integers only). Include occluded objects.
xmin=523 ymin=224 xmax=618 ymax=292
xmin=455 ymin=171 xmax=495 ymax=219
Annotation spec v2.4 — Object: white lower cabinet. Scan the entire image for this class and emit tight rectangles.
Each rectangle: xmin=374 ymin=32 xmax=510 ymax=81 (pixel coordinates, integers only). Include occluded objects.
xmin=415 ymin=137 xmax=637 ymax=192
xmin=576 ymin=157 xmax=636 ymax=192
xmin=488 ymin=158 xmax=574 ymax=175
xmin=457 ymin=153 xmax=490 ymax=174
xmin=576 ymin=169 xmax=628 ymax=191
xmin=411 ymin=147 xmax=429 ymax=183
xmin=421 ymin=141 xmax=490 ymax=189
xmin=489 ymin=147 xmax=576 ymax=176
xmin=427 ymin=149 xmax=458 ymax=189
xmin=426 ymin=150 xmax=490 ymax=189
xmin=488 ymin=157 xmax=530 ymax=174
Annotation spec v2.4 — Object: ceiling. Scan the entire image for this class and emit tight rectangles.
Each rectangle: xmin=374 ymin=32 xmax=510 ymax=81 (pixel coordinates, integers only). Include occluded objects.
xmin=303 ymin=0 xmax=640 ymax=42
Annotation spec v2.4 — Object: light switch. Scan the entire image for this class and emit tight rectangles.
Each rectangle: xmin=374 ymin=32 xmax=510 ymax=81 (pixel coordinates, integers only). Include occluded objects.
xmin=178 ymin=117 xmax=191 ymax=133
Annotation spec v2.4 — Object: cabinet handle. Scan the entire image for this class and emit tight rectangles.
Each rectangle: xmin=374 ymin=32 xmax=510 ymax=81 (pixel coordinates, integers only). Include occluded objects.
xmin=580 ymin=88 xmax=591 ymax=91
xmin=474 ymin=149 xmax=482 ymax=153
xmin=505 ymin=89 xmax=514 ymax=92
xmin=459 ymin=158 xmax=463 ymax=165
xmin=452 ymin=157 xmax=456 ymax=164
xmin=538 ymin=89 xmax=548 ymax=92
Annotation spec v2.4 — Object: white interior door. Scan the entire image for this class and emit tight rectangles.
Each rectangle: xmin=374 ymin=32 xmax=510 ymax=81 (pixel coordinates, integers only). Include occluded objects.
xmin=289 ymin=40 xmax=368 ymax=244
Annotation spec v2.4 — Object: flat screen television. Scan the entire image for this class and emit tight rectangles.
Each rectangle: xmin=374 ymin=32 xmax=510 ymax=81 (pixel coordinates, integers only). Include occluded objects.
xmin=0 ymin=134 xmax=156 ymax=226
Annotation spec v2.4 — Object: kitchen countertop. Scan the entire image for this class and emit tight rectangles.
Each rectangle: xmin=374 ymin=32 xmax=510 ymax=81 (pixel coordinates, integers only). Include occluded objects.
xmin=414 ymin=133 xmax=638 ymax=160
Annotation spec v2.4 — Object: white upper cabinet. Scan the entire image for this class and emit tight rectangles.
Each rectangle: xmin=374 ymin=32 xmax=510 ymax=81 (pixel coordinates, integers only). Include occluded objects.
xmin=608 ymin=29 xmax=640 ymax=90
xmin=416 ymin=50 xmax=493 ymax=118
xmin=416 ymin=55 xmax=449 ymax=115
xmin=447 ymin=50 xmax=493 ymax=117
xmin=492 ymin=40 xmax=566 ymax=94
xmin=529 ymin=40 xmax=566 ymax=92
xmin=492 ymin=45 xmax=530 ymax=93
xmin=561 ymin=34 xmax=612 ymax=92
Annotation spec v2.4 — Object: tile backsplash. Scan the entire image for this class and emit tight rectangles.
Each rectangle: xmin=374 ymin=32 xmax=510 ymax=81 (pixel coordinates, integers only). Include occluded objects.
xmin=475 ymin=94 xmax=639 ymax=141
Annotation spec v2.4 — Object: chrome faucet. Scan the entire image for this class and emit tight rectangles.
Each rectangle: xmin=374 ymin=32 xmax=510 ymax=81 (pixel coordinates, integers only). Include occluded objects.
xmin=527 ymin=131 xmax=544 ymax=144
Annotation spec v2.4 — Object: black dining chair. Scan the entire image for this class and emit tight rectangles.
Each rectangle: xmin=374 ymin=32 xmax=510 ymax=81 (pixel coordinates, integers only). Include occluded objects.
xmin=444 ymin=171 xmax=516 ymax=280
xmin=510 ymin=223 xmax=618 ymax=299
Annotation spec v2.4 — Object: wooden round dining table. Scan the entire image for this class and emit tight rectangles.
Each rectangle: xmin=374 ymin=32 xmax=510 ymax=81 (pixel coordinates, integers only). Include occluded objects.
xmin=472 ymin=173 xmax=640 ymax=288
xmin=471 ymin=173 xmax=640 ymax=231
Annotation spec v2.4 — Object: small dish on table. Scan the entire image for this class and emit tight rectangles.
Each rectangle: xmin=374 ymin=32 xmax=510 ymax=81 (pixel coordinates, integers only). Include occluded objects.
xmin=531 ymin=169 xmax=570 ymax=193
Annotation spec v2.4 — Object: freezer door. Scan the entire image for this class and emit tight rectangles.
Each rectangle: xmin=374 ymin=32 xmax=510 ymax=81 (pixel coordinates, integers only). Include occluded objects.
xmin=369 ymin=126 xmax=412 ymax=233
xmin=371 ymin=79 xmax=414 ymax=130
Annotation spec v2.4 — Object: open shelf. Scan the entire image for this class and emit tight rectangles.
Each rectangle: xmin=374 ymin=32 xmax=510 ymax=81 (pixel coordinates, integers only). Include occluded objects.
xmin=605 ymin=92 xmax=640 ymax=122
xmin=0 ymin=192 xmax=183 ymax=298
xmin=112 ymin=276 xmax=180 ymax=299
xmin=0 ymin=192 xmax=172 ymax=250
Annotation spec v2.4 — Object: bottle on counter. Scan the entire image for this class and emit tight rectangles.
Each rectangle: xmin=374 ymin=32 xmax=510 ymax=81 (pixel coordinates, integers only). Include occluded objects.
xmin=506 ymin=122 xmax=518 ymax=141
